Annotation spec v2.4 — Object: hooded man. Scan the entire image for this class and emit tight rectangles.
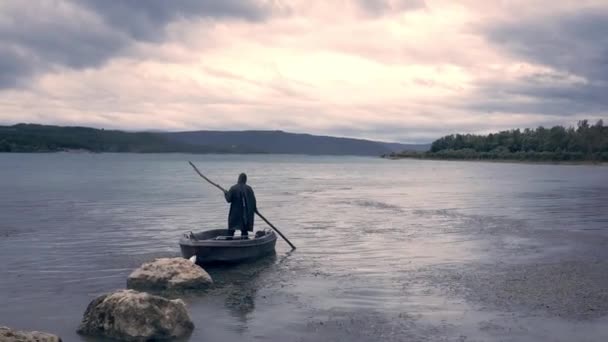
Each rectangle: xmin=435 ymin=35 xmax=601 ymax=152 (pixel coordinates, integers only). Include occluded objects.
xmin=224 ymin=173 xmax=257 ymax=238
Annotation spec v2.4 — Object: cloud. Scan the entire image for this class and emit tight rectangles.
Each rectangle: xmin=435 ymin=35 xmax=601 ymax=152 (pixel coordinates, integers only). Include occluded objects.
xmin=485 ymin=8 xmax=608 ymax=79
xmin=0 ymin=0 xmax=279 ymax=89
xmin=76 ymin=0 xmax=275 ymax=41
xmin=0 ymin=1 xmax=125 ymax=88
xmin=0 ymin=0 xmax=607 ymax=143
xmin=476 ymin=6 xmax=608 ymax=114
xmin=356 ymin=0 xmax=426 ymax=15
xmin=0 ymin=46 xmax=32 ymax=88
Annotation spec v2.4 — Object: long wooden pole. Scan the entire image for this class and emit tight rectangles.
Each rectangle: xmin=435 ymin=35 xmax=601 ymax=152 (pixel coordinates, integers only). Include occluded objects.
xmin=188 ymin=161 xmax=296 ymax=250
xmin=255 ymin=209 xmax=296 ymax=250
xmin=188 ymin=161 xmax=227 ymax=192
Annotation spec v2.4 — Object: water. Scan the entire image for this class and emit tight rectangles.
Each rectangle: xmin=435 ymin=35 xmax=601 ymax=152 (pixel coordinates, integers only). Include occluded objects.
xmin=1 ymin=153 xmax=607 ymax=341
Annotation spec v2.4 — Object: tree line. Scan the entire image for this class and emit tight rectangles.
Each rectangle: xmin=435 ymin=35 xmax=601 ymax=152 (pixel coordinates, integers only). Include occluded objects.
xmin=390 ymin=120 xmax=608 ymax=162
xmin=0 ymin=124 xmax=243 ymax=153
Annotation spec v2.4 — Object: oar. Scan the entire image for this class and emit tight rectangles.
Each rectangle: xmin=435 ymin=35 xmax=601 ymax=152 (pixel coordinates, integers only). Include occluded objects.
xmin=254 ymin=209 xmax=296 ymax=250
xmin=188 ymin=161 xmax=296 ymax=250
xmin=188 ymin=161 xmax=227 ymax=192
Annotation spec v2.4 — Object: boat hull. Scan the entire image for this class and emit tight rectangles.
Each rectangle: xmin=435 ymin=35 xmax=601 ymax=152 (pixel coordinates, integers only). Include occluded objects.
xmin=179 ymin=229 xmax=277 ymax=264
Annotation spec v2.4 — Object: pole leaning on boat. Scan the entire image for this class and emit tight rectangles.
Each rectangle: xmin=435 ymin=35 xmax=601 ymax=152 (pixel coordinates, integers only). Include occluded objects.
xmin=188 ymin=161 xmax=296 ymax=250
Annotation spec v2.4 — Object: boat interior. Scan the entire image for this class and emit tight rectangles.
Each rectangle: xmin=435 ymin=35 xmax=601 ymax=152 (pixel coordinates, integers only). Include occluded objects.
xmin=185 ymin=229 xmax=273 ymax=241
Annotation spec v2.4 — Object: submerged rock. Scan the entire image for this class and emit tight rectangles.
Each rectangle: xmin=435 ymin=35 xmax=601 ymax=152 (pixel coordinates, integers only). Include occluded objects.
xmin=127 ymin=257 xmax=213 ymax=291
xmin=77 ymin=289 xmax=193 ymax=341
xmin=0 ymin=326 xmax=62 ymax=342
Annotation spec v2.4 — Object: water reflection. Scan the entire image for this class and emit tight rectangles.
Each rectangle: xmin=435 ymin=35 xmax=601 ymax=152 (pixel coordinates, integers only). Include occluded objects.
xmin=1 ymin=154 xmax=607 ymax=342
xmin=205 ymin=254 xmax=278 ymax=332
xmin=224 ymin=283 xmax=257 ymax=330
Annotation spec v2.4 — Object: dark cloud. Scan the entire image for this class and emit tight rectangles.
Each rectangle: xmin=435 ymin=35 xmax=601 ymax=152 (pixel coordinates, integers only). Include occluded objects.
xmin=0 ymin=46 xmax=33 ymax=88
xmin=76 ymin=0 xmax=272 ymax=41
xmin=0 ymin=5 xmax=127 ymax=69
xmin=0 ymin=0 xmax=277 ymax=89
xmin=477 ymin=8 xmax=608 ymax=115
xmin=469 ymin=74 xmax=608 ymax=116
xmin=486 ymin=9 xmax=608 ymax=80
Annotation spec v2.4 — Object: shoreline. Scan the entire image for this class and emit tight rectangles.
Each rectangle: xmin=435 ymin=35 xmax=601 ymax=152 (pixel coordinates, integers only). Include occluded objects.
xmin=0 ymin=151 xmax=378 ymax=157
xmin=382 ymin=155 xmax=607 ymax=166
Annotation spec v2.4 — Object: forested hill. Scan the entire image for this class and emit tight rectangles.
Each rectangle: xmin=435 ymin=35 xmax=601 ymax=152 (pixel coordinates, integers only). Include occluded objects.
xmin=0 ymin=124 xmax=429 ymax=155
xmin=164 ymin=130 xmax=429 ymax=155
xmin=0 ymin=124 xmax=255 ymax=153
xmin=387 ymin=120 xmax=608 ymax=162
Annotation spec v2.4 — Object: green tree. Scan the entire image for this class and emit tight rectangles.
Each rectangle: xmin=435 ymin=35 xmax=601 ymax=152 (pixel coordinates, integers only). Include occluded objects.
xmin=422 ymin=119 xmax=607 ymax=161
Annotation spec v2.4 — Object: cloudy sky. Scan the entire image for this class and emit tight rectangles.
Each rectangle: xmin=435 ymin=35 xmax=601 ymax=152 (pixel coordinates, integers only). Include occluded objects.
xmin=0 ymin=0 xmax=607 ymax=143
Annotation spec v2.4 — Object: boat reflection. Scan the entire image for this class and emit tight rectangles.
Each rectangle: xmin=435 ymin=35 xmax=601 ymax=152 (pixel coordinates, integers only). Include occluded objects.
xmin=203 ymin=254 xmax=278 ymax=332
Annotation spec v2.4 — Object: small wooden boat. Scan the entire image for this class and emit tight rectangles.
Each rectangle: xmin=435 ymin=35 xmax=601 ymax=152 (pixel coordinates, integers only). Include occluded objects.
xmin=179 ymin=229 xmax=277 ymax=264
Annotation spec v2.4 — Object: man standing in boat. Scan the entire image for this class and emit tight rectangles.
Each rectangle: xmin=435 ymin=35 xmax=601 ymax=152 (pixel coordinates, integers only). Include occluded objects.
xmin=224 ymin=173 xmax=257 ymax=239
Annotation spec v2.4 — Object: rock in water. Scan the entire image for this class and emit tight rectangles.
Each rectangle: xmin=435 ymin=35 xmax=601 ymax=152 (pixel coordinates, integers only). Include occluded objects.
xmin=127 ymin=257 xmax=213 ymax=291
xmin=77 ymin=290 xmax=193 ymax=341
xmin=0 ymin=326 xmax=62 ymax=342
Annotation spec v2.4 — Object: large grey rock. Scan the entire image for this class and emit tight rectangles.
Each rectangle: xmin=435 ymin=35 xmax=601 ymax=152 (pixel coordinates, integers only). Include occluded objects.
xmin=0 ymin=326 xmax=62 ymax=342
xmin=77 ymin=290 xmax=193 ymax=341
xmin=127 ymin=257 xmax=212 ymax=291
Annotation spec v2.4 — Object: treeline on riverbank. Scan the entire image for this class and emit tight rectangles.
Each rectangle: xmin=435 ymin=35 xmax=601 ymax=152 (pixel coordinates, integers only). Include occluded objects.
xmin=385 ymin=120 xmax=608 ymax=162
xmin=0 ymin=124 xmax=252 ymax=153
xmin=0 ymin=123 xmax=422 ymax=155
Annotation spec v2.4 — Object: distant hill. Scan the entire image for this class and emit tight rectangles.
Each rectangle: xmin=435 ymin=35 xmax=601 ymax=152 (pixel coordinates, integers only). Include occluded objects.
xmin=165 ymin=130 xmax=429 ymax=156
xmin=0 ymin=124 xmax=248 ymax=153
xmin=0 ymin=124 xmax=430 ymax=155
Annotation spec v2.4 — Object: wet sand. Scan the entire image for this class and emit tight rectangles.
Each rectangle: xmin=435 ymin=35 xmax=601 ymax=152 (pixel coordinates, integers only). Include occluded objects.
xmin=176 ymin=212 xmax=608 ymax=342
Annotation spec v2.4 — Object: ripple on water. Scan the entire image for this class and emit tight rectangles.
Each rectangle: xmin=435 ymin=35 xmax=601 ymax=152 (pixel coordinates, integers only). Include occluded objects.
xmin=0 ymin=154 xmax=607 ymax=341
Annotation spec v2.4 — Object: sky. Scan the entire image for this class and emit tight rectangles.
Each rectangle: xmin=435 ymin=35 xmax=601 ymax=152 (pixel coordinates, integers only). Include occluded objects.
xmin=0 ymin=0 xmax=607 ymax=143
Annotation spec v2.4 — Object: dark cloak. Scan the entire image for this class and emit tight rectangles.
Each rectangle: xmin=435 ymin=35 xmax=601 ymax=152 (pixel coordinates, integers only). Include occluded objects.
xmin=225 ymin=182 xmax=257 ymax=232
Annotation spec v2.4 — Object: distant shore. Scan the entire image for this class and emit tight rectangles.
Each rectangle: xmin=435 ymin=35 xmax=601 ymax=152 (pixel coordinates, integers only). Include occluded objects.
xmin=382 ymin=154 xmax=607 ymax=166
xmin=398 ymin=119 xmax=607 ymax=165
xmin=1 ymin=123 xmax=426 ymax=156
xmin=0 ymin=149 xmax=258 ymax=154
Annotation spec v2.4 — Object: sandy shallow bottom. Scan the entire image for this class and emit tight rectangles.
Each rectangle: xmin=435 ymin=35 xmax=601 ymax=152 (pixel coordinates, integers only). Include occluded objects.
xmin=11 ymin=223 xmax=608 ymax=342
xmin=173 ymin=225 xmax=608 ymax=342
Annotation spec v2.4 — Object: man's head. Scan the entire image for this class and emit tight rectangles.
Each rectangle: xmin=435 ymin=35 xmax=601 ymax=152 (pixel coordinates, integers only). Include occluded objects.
xmin=238 ymin=173 xmax=247 ymax=184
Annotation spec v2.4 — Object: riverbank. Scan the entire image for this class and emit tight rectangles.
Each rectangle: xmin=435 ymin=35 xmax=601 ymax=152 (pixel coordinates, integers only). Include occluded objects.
xmin=0 ymin=123 xmax=423 ymax=156
xmin=382 ymin=154 xmax=607 ymax=166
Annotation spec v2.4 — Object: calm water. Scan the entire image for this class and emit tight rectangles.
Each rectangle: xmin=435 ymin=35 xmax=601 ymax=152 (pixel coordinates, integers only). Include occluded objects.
xmin=1 ymin=153 xmax=607 ymax=341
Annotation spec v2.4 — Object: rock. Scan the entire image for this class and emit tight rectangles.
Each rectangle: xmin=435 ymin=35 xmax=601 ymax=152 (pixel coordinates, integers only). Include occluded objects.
xmin=127 ymin=257 xmax=213 ymax=291
xmin=77 ymin=289 xmax=193 ymax=341
xmin=0 ymin=326 xmax=62 ymax=342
